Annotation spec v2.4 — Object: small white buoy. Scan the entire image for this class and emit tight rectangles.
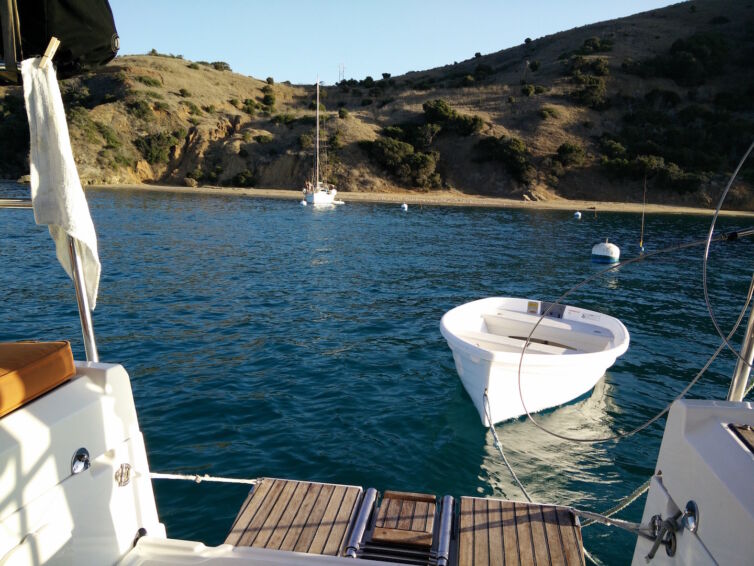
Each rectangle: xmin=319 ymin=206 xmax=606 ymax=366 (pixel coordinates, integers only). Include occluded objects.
xmin=401 ymin=203 xmax=408 ymax=211
xmin=574 ymin=211 xmax=582 ymax=219
xmin=300 ymin=200 xmax=307 ymax=206
xmin=591 ymin=238 xmax=620 ymax=263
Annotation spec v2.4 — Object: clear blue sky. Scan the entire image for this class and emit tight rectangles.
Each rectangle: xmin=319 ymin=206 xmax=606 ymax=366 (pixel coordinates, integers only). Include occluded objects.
xmin=109 ymin=1 xmax=677 ymax=85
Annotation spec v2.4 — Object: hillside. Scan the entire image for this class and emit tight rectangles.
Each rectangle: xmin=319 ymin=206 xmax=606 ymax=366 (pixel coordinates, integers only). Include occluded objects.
xmin=1 ymin=0 xmax=753 ymax=208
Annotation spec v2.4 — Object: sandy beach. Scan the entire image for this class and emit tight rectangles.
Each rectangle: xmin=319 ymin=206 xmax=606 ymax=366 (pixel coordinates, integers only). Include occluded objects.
xmin=91 ymin=183 xmax=754 ymax=218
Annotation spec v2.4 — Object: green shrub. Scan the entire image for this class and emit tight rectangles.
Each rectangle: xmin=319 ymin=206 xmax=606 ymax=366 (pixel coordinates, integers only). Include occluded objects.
xmin=627 ymin=32 xmax=728 ymax=86
xmin=573 ymin=80 xmax=608 ymax=109
xmin=271 ymin=112 xmax=297 ymax=126
xmin=533 ymin=85 xmax=548 ymax=94
xmin=266 ymin=77 xmax=275 ymax=84
xmin=577 ymin=36 xmax=614 ymax=54
xmin=382 ymin=72 xmax=391 ymax=80
xmin=422 ymin=98 xmax=483 ymax=135
xmin=475 ymin=135 xmax=534 ymax=184
xmin=134 ymin=131 xmax=180 ymax=164
xmin=135 ymin=75 xmax=161 ymax=87
xmin=187 ymin=63 xmax=200 ymax=70
xmin=187 ymin=167 xmax=203 ymax=181
xmin=144 ymin=90 xmax=164 ymax=99
xmin=521 ymin=84 xmax=535 ymax=96
xmin=211 ymin=61 xmax=231 ymax=71
xmin=230 ymin=98 xmax=240 ymax=108
xmin=474 ymin=63 xmax=494 ymax=80
xmin=127 ymin=99 xmax=153 ymax=120
xmin=233 ymin=169 xmax=255 ymax=186
xmin=423 ymin=99 xmax=455 ymax=123
xmin=262 ymin=93 xmax=276 ymax=107
xmin=338 ymin=107 xmax=349 ymax=119
xmin=95 ymin=122 xmax=121 ymax=149
xmin=299 ymin=133 xmax=313 ymax=149
xmin=178 ymin=88 xmax=191 ymax=97
xmin=529 ymin=60 xmax=540 ymax=72
xmin=242 ymin=98 xmax=256 ymax=115
xmin=180 ymin=100 xmax=202 ymax=115
xmin=539 ymin=106 xmax=560 ymax=119
xmin=556 ymin=142 xmax=585 ymax=166
xmin=254 ymin=134 xmax=273 ymax=144
xmin=364 ymin=136 xmax=441 ymax=188
xmin=202 ymin=104 xmax=216 ymax=113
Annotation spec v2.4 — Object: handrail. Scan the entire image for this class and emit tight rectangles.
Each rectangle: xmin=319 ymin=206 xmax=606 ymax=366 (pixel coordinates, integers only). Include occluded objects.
xmin=728 ymin=304 xmax=754 ymax=401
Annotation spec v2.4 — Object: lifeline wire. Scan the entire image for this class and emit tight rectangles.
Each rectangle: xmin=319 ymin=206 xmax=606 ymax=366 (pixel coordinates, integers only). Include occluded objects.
xmin=702 ymin=140 xmax=754 ymax=365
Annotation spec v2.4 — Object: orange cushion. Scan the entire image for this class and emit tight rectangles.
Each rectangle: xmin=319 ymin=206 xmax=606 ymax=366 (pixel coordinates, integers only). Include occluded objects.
xmin=0 ymin=341 xmax=75 ymax=418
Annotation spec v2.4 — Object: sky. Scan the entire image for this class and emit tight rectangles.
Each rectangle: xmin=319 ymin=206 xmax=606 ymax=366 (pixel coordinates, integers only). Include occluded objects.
xmin=109 ymin=0 xmax=678 ymax=86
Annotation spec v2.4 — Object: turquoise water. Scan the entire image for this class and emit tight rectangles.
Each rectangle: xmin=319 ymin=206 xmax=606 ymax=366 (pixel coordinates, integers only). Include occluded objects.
xmin=1 ymin=183 xmax=752 ymax=563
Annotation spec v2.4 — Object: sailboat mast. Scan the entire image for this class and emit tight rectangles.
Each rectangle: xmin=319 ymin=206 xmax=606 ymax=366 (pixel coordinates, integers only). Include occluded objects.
xmin=315 ymin=78 xmax=320 ymax=186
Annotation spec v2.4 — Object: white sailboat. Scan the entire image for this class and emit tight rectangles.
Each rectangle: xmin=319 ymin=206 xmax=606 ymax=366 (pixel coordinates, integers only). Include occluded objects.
xmin=303 ymin=79 xmax=339 ymax=207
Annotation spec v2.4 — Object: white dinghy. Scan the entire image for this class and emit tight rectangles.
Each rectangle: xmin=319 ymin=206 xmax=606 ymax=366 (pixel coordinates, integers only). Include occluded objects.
xmin=440 ymin=297 xmax=629 ymax=425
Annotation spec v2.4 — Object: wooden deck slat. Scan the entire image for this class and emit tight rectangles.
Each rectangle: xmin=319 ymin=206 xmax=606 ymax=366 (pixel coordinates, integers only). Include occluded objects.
xmin=459 ymin=497 xmax=474 ymax=566
xmin=278 ymin=483 xmax=324 ymax=552
xmin=514 ymin=502 xmax=535 ymax=565
xmin=459 ymin=497 xmax=583 ymax=566
xmin=411 ymin=501 xmax=429 ymax=532
xmin=265 ymin=481 xmax=309 ymax=550
xmin=379 ymin=497 xmax=401 ymax=529
xmin=396 ymin=499 xmax=415 ymax=531
xmin=528 ymin=503 xmax=551 ymax=565
xmin=295 ymin=483 xmax=336 ymax=553
xmin=382 ymin=490 xmax=436 ymax=503
xmin=237 ymin=479 xmax=287 ymax=547
xmin=542 ymin=505 xmax=566 ymax=565
xmin=309 ymin=485 xmax=348 ymax=554
xmin=425 ymin=502 xmax=437 ymax=532
xmin=225 ymin=478 xmax=273 ymax=545
xmin=473 ymin=498 xmax=489 ymax=566
xmin=323 ymin=486 xmax=361 ymax=556
xmin=501 ymin=500 xmax=519 ymax=566
xmin=487 ymin=499 xmax=504 ymax=566
xmin=556 ymin=506 xmax=585 ymax=566
xmin=253 ymin=479 xmax=300 ymax=548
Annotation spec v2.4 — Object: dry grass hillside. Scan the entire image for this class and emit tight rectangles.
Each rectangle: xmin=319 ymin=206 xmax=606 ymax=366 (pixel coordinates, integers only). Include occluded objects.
xmin=1 ymin=0 xmax=753 ymax=208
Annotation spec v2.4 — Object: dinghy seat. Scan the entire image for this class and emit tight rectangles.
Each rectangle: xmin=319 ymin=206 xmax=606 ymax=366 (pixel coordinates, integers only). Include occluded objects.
xmin=0 ymin=341 xmax=75 ymax=418
xmin=483 ymin=311 xmax=612 ymax=352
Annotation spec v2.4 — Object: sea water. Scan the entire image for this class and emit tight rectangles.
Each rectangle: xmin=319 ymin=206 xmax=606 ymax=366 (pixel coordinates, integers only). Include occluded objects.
xmin=1 ymin=183 xmax=752 ymax=564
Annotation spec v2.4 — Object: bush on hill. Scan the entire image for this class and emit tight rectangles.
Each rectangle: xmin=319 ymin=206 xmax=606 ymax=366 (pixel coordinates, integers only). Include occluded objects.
xmin=475 ymin=135 xmax=534 ymax=184
xmin=422 ymin=99 xmax=483 ymax=135
xmin=363 ymin=136 xmax=441 ymax=188
xmin=626 ymin=32 xmax=728 ymax=86
xmin=134 ymin=131 xmax=181 ymax=164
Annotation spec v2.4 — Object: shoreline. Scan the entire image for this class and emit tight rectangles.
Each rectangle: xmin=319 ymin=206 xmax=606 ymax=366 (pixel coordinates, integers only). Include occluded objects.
xmin=90 ymin=183 xmax=754 ymax=217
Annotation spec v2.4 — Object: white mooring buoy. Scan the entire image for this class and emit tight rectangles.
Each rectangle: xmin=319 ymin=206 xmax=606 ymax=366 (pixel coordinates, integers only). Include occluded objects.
xmin=591 ymin=238 xmax=620 ymax=263
xmin=574 ymin=211 xmax=582 ymax=219
xmin=300 ymin=200 xmax=307 ymax=206
xmin=401 ymin=203 xmax=408 ymax=211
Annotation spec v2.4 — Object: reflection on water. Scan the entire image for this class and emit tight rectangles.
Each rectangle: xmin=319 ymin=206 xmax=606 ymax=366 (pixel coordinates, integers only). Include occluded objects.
xmin=483 ymin=378 xmax=619 ymax=505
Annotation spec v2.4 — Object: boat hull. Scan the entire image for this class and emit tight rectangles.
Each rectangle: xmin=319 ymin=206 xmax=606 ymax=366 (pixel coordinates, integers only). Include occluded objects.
xmin=441 ymin=297 xmax=629 ymax=426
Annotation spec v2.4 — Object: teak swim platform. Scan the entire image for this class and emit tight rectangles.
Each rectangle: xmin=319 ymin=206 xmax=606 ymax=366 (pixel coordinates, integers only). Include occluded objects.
xmin=225 ymin=478 xmax=585 ymax=565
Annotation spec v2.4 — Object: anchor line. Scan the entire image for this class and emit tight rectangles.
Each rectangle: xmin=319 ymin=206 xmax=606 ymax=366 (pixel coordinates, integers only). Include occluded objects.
xmin=149 ymin=472 xmax=257 ymax=485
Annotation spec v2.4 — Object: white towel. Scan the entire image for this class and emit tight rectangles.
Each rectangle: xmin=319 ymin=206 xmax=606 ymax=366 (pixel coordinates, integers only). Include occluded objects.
xmin=21 ymin=57 xmax=101 ymax=309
